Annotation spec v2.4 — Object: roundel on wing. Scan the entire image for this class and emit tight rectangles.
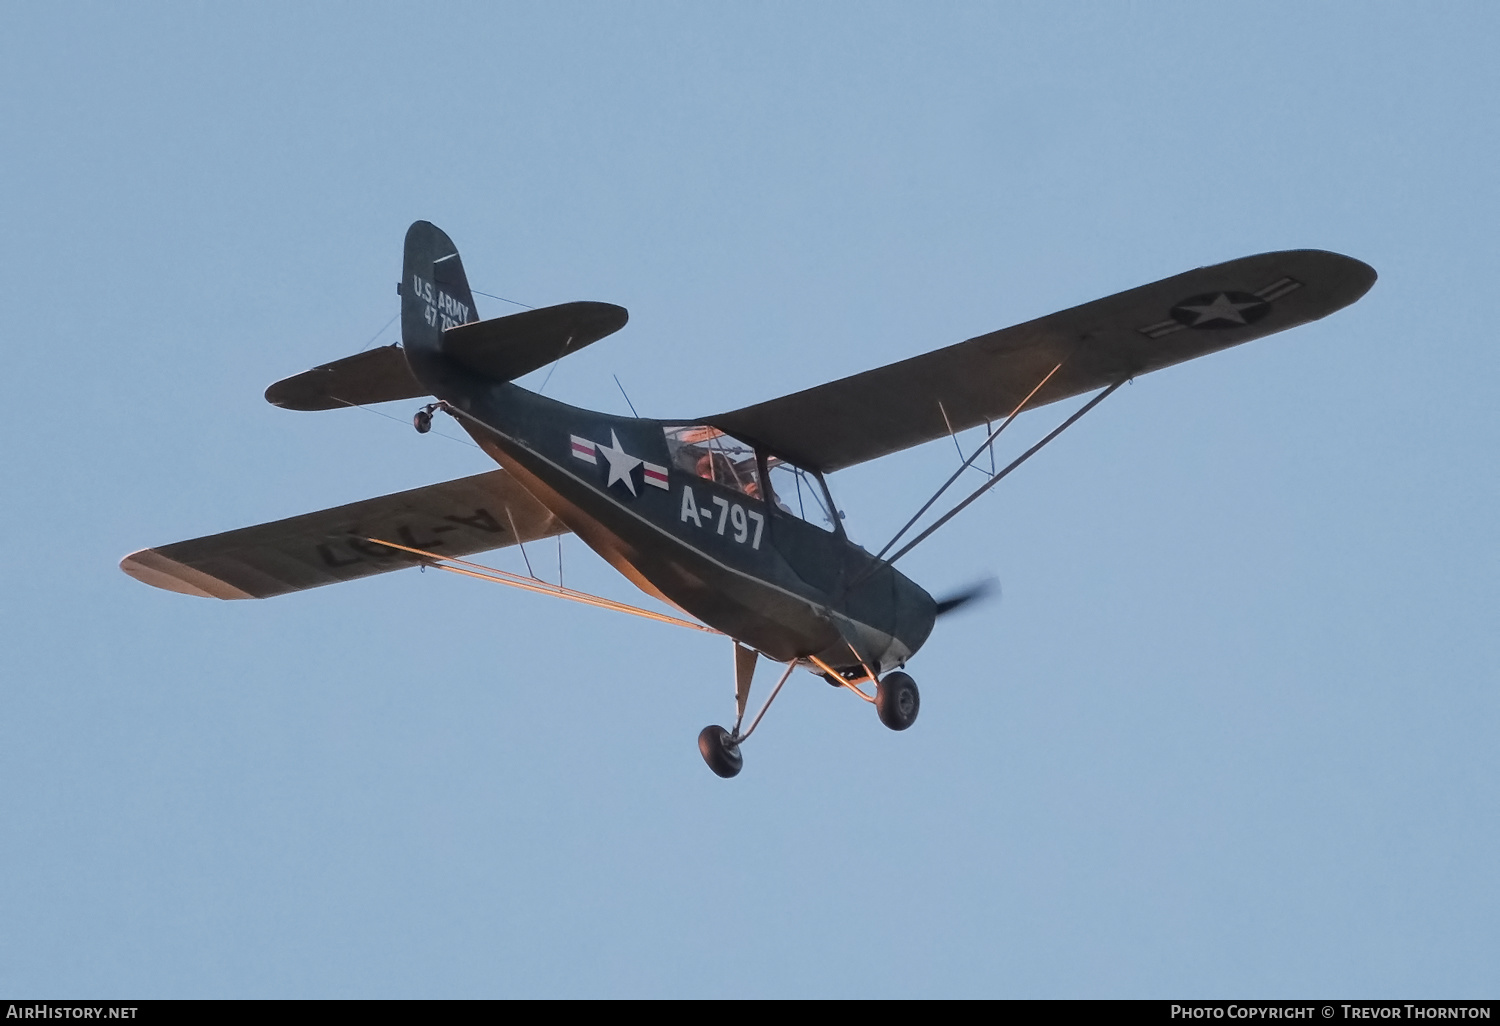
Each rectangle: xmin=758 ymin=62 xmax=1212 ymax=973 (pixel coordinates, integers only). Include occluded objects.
xmin=1169 ymin=291 xmax=1272 ymax=330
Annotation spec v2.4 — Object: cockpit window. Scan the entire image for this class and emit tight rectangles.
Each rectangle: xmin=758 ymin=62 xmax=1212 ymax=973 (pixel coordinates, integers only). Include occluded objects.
xmin=664 ymin=426 xmax=840 ymax=533
xmin=664 ymin=425 xmax=761 ymax=500
xmin=766 ymin=457 xmax=837 ymax=532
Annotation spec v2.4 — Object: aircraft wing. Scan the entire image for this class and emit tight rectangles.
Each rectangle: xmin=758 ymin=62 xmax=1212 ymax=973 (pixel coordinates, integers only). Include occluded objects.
xmin=121 ymin=470 xmax=567 ymax=599
xmin=708 ymin=250 xmax=1376 ymax=472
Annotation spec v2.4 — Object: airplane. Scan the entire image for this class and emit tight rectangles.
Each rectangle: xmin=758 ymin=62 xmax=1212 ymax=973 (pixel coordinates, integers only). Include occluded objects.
xmin=121 ymin=222 xmax=1376 ymax=777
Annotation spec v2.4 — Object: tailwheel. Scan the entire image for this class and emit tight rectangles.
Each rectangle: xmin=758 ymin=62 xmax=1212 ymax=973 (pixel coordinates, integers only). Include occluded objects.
xmin=698 ymin=725 xmax=743 ymax=778
xmin=413 ymin=402 xmax=444 ymax=434
xmin=875 ymin=671 xmax=920 ymax=731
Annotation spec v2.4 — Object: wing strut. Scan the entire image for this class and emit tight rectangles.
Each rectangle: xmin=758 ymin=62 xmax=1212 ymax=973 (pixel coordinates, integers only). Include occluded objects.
xmin=874 ymin=375 xmax=1128 ymax=571
xmin=363 ymin=536 xmax=721 ymax=634
xmin=872 ymin=362 xmax=1064 ymax=563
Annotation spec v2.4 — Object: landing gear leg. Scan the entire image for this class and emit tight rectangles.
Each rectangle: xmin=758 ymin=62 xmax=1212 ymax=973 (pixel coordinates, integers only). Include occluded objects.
xmin=697 ymin=644 xmax=796 ymax=779
xmin=806 ymin=654 xmax=921 ymax=732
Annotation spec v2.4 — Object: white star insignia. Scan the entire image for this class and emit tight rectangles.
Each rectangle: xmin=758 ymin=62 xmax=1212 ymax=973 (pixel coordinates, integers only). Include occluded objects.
xmin=1179 ymin=293 xmax=1263 ymax=326
xmin=595 ymin=429 xmax=643 ymax=496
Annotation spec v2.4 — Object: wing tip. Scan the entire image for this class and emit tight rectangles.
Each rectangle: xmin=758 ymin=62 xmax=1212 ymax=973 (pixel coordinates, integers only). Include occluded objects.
xmin=119 ymin=549 xmax=256 ymax=600
xmin=1262 ymin=248 xmax=1378 ymax=304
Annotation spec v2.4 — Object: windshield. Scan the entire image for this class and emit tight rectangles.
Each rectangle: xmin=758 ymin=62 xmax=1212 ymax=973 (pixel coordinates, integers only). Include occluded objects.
xmin=766 ymin=457 xmax=837 ymax=532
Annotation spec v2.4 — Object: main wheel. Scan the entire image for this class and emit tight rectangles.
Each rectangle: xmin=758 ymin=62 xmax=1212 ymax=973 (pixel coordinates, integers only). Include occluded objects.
xmin=697 ymin=725 xmax=743 ymax=778
xmin=875 ymin=672 xmax=920 ymax=731
xmin=413 ymin=409 xmax=433 ymax=434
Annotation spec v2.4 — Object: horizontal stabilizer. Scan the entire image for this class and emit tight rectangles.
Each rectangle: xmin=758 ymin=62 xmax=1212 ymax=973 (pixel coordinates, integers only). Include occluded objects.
xmin=440 ymin=301 xmax=627 ymax=382
xmin=265 ymin=345 xmax=427 ymax=411
xmin=265 ymin=302 xmax=627 ymax=410
xmin=121 ymin=470 xmax=568 ymax=599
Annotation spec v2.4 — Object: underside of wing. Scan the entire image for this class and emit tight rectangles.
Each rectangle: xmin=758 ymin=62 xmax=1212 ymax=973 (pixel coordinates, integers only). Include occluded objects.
xmin=708 ymin=250 xmax=1376 ymax=472
xmin=122 ymin=470 xmax=567 ymax=599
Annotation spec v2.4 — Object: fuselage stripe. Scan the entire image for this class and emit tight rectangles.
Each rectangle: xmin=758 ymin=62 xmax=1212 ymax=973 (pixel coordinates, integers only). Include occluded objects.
xmin=569 ymin=435 xmax=598 ymax=463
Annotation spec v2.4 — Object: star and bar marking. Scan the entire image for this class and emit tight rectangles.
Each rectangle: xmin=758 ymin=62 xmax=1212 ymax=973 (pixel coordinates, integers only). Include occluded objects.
xmin=570 ymin=431 xmax=669 ymax=495
xmin=1137 ymin=276 xmax=1302 ymax=339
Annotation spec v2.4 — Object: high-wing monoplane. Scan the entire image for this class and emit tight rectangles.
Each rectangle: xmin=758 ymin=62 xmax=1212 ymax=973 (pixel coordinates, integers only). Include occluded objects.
xmin=122 ymin=223 xmax=1375 ymax=777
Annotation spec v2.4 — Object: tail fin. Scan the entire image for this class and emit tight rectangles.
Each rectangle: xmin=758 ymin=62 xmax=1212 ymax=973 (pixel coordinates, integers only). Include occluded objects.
xmin=399 ymin=220 xmax=631 ymax=388
xmin=401 ymin=221 xmax=480 ymax=360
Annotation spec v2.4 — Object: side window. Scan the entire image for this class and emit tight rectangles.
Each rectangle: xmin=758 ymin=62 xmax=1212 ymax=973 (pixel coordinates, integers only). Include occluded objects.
xmin=766 ymin=458 xmax=837 ymax=532
xmin=663 ymin=425 xmax=762 ymax=500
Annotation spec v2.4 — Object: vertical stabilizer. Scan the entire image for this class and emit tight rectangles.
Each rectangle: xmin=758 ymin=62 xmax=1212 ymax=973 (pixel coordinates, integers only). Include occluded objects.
xmin=401 ymin=221 xmax=480 ymax=365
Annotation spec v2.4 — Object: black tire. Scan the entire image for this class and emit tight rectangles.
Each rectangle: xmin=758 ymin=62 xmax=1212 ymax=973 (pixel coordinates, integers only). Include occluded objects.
xmin=697 ymin=725 xmax=743 ymax=778
xmin=413 ymin=409 xmax=433 ymax=434
xmin=875 ymin=672 xmax=920 ymax=731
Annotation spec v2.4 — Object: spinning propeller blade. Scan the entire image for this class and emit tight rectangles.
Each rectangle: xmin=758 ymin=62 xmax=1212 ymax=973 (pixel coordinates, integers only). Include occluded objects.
xmin=934 ymin=578 xmax=999 ymax=617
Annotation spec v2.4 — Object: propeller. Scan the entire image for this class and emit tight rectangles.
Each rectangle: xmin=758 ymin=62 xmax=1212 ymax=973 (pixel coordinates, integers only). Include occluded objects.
xmin=934 ymin=577 xmax=999 ymax=618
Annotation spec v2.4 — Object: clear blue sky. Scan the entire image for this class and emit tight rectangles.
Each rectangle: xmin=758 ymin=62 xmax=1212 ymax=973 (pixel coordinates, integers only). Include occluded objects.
xmin=1 ymin=2 xmax=1495 ymax=998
